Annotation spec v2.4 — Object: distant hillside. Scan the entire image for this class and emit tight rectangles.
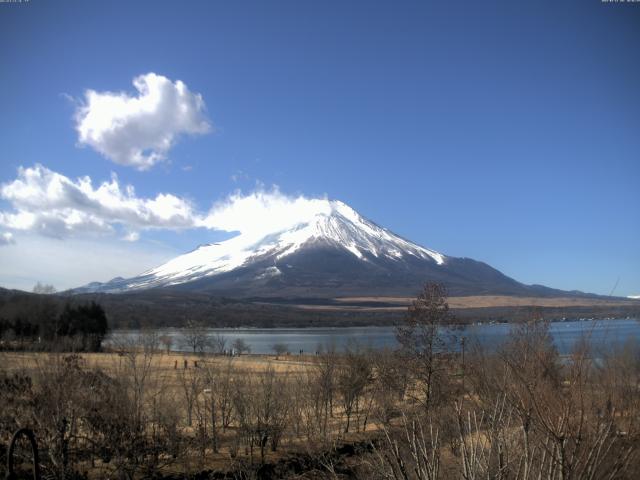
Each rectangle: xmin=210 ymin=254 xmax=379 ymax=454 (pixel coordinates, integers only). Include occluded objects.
xmin=3 ymin=286 xmax=638 ymax=330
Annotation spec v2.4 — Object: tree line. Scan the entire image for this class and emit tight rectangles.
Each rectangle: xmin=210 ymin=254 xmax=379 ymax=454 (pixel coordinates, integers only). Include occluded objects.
xmin=0 ymin=300 xmax=108 ymax=351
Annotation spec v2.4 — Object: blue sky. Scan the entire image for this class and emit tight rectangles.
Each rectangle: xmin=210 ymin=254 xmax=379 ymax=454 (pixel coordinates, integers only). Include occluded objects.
xmin=0 ymin=0 xmax=638 ymax=296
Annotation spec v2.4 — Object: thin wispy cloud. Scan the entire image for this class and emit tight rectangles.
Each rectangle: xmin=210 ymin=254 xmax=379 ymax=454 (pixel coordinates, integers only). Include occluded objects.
xmin=0 ymin=234 xmax=177 ymax=291
xmin=122 ymin=231 xmax=141 ymax=242
xmin=75 ymin=73 xmax=211 ymax=170
xmin=230 ymin=170 xmax=249 ymax=183
xmin=0 ymin=232 xmax=15 ymax=246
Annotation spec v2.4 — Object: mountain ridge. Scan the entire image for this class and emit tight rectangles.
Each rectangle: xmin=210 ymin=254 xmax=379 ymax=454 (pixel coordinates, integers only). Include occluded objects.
xmin=72 ymin=200 xmax=598 ymax=299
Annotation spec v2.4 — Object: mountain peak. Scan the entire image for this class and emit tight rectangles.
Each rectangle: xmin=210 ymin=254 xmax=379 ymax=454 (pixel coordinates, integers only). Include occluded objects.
xmin=74 ymin=200 xmax=455 ymax=294
xmin=71 ymin=199 xmax=594 ymax=299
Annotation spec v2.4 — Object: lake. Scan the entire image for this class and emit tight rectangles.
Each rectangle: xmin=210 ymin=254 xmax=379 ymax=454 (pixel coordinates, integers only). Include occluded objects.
xmin=106 ymin=318 xmax=640 ymax=355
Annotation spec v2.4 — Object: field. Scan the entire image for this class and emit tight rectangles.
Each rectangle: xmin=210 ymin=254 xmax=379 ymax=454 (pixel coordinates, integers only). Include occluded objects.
xmin=289 ymin=295 xmax=640 ymax=311
xmin=0 ymin=346 xmax=390 ymax=478
xmin=0 ymin=350 xmax=319 ymax=376
xmin=2 ymin=313 xmax=640 ymax=479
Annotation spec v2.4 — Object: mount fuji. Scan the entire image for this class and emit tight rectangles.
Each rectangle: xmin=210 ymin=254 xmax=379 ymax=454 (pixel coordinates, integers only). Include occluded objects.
xmin=75 ymin=200 xmax=568 ymax=298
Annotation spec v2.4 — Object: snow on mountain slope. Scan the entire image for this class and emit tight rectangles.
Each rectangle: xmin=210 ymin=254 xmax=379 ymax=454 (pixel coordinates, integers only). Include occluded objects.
xmin=82 ymin=200 xmax=446 ymax=293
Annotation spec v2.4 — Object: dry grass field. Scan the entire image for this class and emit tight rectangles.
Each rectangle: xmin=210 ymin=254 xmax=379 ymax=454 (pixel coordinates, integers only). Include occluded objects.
xmin=339 ymin=295 xmax=639 ymax=308
xmin=282 ymin=295 xmax=640 ymax=312
xmin=0 ymin=350 xmax=317 ymax=375
xmin=0 ymin=347 xmax=391 ymax=478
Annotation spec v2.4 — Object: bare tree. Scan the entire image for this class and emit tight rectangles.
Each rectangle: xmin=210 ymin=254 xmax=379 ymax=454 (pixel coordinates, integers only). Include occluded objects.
xmin=140 ymin=329 xmax=160 ymax=353
xmin=372 ymin=347 xmax=409 ymax=426
xmin=232 ymin=338 xmax=251 ymax=355
xmin=396 ymin=282 xmax=453 ymax=412
xmin=211 ymin=333 xmax=227 ymax=355
xmin=177 ymin=367 xmax=201 ymax=427
xmin=159 ymin=334 xmax=173 ymax=354
xmin=95 ymin=333 xmax=175 ymax=479
xmin=337 ymin=343 xmax=372 ymax=433
xmin=32 ymin=354 xmax=84 ymax=479
xmin=256 ymin=367 xmax=291 ymax=458
xmin=312 ymin=344 xmax=338 ymax=438
xmin=33 ymin=282 xmax=56 ymax=294
xmin=182 ymin=320 xmax=209 ymax=354
xmin=200 ymin=359 xmax=235 ymax=453
xmin=466 ymin=315 xmax=639 ymax=480
xmin=272 ymin=342 xmax=289 ymax=359
xmin=217 ymin=358 xmax=236 ymax=431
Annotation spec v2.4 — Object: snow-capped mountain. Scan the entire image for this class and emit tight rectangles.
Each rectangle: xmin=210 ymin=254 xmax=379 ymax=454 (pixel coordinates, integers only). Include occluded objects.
xmin=75 ymin=200 xmax=561 ymax=297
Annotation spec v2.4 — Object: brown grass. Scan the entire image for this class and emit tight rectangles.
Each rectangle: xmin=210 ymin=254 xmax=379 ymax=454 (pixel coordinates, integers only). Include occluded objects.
xmin=330 ymin=295 xmax=638 ymax=309
xmin=0 ymin=350 xmax=318 ymax=375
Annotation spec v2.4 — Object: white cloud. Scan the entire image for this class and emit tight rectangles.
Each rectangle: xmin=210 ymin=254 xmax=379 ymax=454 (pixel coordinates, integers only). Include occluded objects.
xmin=0 ymin=165 xmax=338 ymax=289
xmin=0 ymin=165 xmax=333 ymax=247
xmin=0 ymin=232 xmax=15 ymax=246
xmin=201 ymin=187 xmax=331 ymax=238
xmin=230 ymin=170 xmax=249 ymax=182
xmin=122 ymin=231 xmax=140 ymax=242
xmin=75 ymin=73 xmax=211 ymax=170
xmin=0 ymin=164 xmax=201 ymax=238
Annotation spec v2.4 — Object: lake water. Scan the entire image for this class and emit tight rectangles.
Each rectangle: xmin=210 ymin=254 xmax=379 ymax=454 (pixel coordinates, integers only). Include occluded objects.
xmin=106 ymin=318 xmax=640 ymax=355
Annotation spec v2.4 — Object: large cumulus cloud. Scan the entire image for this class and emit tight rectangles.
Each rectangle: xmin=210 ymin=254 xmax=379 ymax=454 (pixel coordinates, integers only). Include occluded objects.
xmin=0 ymin=165 xmax=333 ymax=243
xmin=201 ymin=188 xmax=332 ymax=238
xmin=75 ymin=73 xmax=211 ymax=170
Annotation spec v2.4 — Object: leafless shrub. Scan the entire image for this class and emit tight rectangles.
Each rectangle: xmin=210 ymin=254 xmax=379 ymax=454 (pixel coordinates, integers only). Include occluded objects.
xmin=372 ymin=413 xmax=441 ymax=480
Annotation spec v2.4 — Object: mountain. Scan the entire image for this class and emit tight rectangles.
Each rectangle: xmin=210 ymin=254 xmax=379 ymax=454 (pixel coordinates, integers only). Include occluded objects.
xmin=75 ymin=200 xmax=579 ymax=298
